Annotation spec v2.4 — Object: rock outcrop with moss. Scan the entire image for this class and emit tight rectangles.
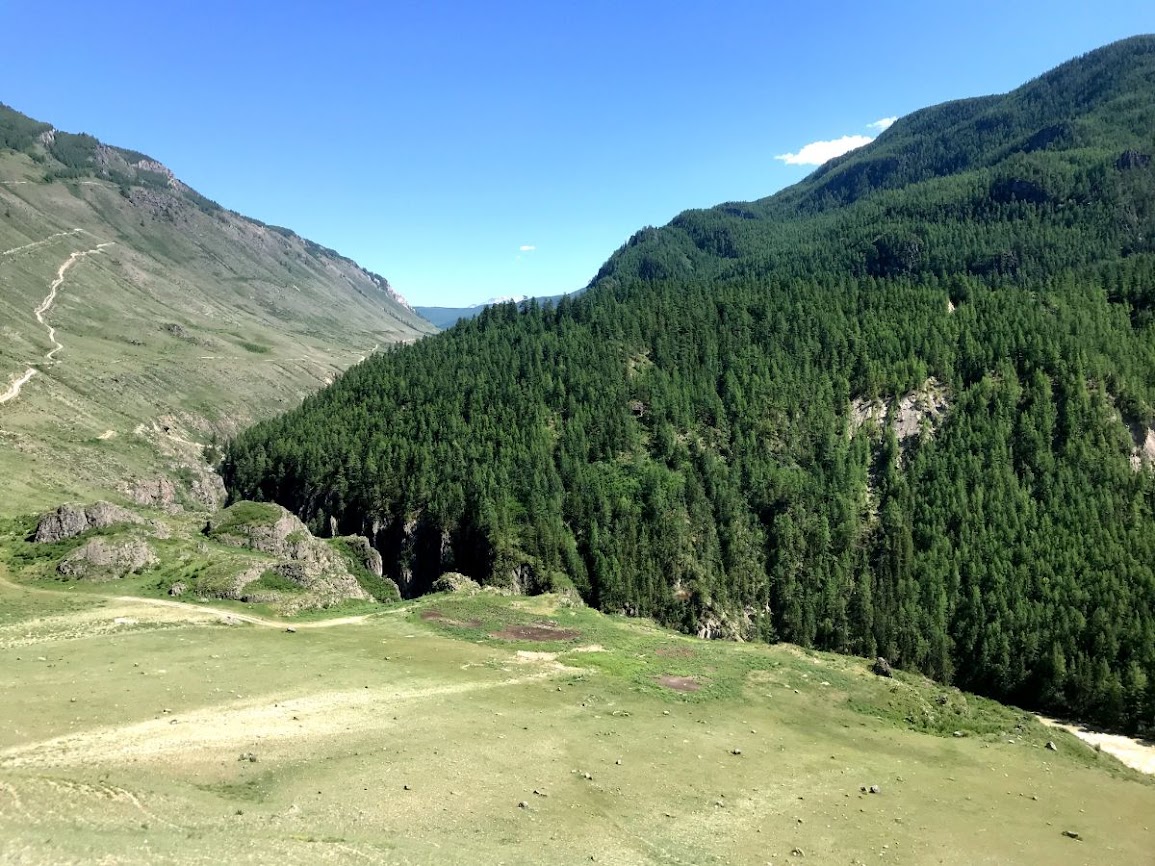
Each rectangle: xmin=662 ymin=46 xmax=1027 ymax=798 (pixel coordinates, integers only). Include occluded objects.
xmin=204 ymin=501 xmax=372 ymax=608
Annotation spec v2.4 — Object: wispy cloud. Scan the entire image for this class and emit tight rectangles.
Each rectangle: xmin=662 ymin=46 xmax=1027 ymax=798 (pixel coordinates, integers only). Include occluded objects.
xmin=775 ymin=134 xmax=874 ymax=166
xmin=775 ymin=116 xmax=899 ymax=167
xmin=519 ymin=244 xmax=536 ymax=252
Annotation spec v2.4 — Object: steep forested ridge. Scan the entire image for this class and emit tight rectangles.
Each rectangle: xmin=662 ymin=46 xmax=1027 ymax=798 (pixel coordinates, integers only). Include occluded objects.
xmin=223 ymin=37 xmax=1155 ymax=732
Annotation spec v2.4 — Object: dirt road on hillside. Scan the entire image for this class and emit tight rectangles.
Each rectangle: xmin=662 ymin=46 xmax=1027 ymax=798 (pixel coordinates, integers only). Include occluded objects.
xmin=0 ymin=240 xmax=114 ymax=404
xmin=0 ymin=370 xmax=38 ymax=404
xmin=0 ymin=229 xmax=83 ymax=258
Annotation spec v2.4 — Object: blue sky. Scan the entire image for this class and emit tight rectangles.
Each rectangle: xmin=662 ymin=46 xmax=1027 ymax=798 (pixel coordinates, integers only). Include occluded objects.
xmin=2 ymin=2 xmax=1154 ymax=307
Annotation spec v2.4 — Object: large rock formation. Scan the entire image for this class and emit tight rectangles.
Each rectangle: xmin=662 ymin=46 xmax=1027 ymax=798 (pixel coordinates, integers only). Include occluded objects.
xmin=849 ymin=377 xmax=950 ymax=446
xmin=338 ymin=534 xmax=384 ymax=577
xmin=121 ymin=477 xmax=179 ymax=510
xmin=57 ymin=538 xmax=158 ymax=579
xmin=34 ymin=502 xmax=142 ymax=543
xmin=205 ymin=502 xmax=370 ymax=606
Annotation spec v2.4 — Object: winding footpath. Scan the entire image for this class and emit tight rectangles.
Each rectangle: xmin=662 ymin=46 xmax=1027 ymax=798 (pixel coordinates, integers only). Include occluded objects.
xmin=0 ymin=228 xmax=83 ymax=260
xmin=0 ymin=571 xmax=374 ymax=630
xmin=0 ymin=239 xmax=113 ymax=405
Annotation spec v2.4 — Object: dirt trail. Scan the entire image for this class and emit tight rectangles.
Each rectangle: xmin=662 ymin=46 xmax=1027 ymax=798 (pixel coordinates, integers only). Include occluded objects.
xmin=356 ymin=342 xmax=380 ymax=363
xmin=39 ymin=243 xmax=115 ymax=361
xmin=0 ymin=240 xmax=114 ymax=404
xmin=0 ymin=571 xmax=374 ymax=631
xmin=1038 ymin=715 xmax=1155 ymax=775
xmin=109 ymin=595 xmax=375 ymax=629
xmin=0 ymin=370 xmax=37 ymax=404
xmin=0 ymin=228 xmax=83 ymax=258
xmin=0 ymin=669 xmax=562 ymax=770
xmin=0 ymin=567 xmax=565 ymax=771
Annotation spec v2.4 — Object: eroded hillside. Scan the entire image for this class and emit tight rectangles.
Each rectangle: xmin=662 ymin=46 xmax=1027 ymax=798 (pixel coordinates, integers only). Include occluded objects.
xmin=0 ymin=107 xmax=435 ymax=510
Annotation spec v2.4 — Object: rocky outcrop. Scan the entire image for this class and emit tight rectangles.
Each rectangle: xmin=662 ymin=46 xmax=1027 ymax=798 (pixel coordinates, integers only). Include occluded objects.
xmin=34 ymin=502 xmax=142 ymax=543
xmin=431 ymin=572 xmax=481 ymax=594
xmin=206 ymin=502 xmax=370 ymax=605
xmin=57 ymin=538 xmax=157 ymax=579
xmin=849 ymin=377 xmax=949 ymax=446
xmin=121 ymin=478 xmax=179 ymax=510
xmin=1116 ymin=149 xmax=1152 ymax=170
xmin=1128 ymin=422 xmax=1155 ymax=472
xmin=694 ymin=603 xmax=767 ymax=641
xmin=131 ymin=157 xmax=190 ymax=192
xmin=190 ymin=473 xmax=227 ymax=509
xmin=207 ymin=503 xmax=305 ymax=557
xmin=510 ymin=562 xmax=538 ymax=595
xmin=369 ymin=515 xmax=454 ymax=598
xmin=338 ymin=535 xmax=383 ymax=577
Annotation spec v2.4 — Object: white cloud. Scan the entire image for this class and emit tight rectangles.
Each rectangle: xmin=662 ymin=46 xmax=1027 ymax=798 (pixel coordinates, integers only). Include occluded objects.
xmin=775 ymin=134 xmax=874 ymax=166
xmin=867 ymin=116 xmax=897 ymax=132
xmin=519 ymin=244 xmax=536 ymax=252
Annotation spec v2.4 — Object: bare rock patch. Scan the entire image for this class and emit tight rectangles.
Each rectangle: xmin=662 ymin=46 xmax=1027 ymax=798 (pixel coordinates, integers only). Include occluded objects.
xmin=34 ymin=501 xmax=142 ymax=543
xmin=57 ymin=538 xmax=157 ymax=579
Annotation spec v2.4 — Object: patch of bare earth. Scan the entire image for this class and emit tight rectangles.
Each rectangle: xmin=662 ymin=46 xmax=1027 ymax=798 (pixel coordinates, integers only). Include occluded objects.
xmin=656 ymin=675 xmax=701 ymax=692
xmin=419 ymin=609 xmax=481 ymax=627
xmin=492 ymin=624 xmax=581 ymax=642
xmin=0 ymin=671 xmax=565 ymax=772
xmin=515 ymin=650 xmax=558 ymax=662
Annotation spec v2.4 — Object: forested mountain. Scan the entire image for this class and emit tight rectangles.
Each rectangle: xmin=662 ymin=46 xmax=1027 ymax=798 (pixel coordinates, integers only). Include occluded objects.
xmin=0 ymin=103 xmax=433 ymax=509
xmin=593 ymin=36 xmax=1155 ymax=289
xmin=222 ymin=37 xmax=1155 ymax=733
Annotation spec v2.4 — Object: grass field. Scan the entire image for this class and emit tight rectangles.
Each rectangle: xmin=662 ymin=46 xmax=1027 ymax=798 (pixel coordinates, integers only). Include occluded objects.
xmin=2 ymin=568 xmax=1152 ymax=865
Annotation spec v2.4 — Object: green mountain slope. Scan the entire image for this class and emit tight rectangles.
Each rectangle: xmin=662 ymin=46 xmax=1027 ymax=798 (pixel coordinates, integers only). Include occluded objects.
xmin=0 ymin=104 xmax=435 ymax=510
xmin=592 ymin=36 xmax=1155 ymax=289
xmin=222 ymin=37 xmax=1155 ymax=733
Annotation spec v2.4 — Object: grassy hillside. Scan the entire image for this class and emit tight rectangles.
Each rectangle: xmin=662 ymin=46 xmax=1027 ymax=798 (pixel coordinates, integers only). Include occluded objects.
xmin=0 ymin=107 xmax=435 ymax=512
xmin=222 ymin=37 xmax=1155 ymax=734
xmin=1 ymin=572 xmax=1152 ymax=865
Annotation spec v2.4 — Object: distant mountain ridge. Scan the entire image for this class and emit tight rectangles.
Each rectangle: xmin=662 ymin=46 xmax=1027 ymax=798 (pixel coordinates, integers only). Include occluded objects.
xmin=416 ymin=293 xmax=568 ymax=330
